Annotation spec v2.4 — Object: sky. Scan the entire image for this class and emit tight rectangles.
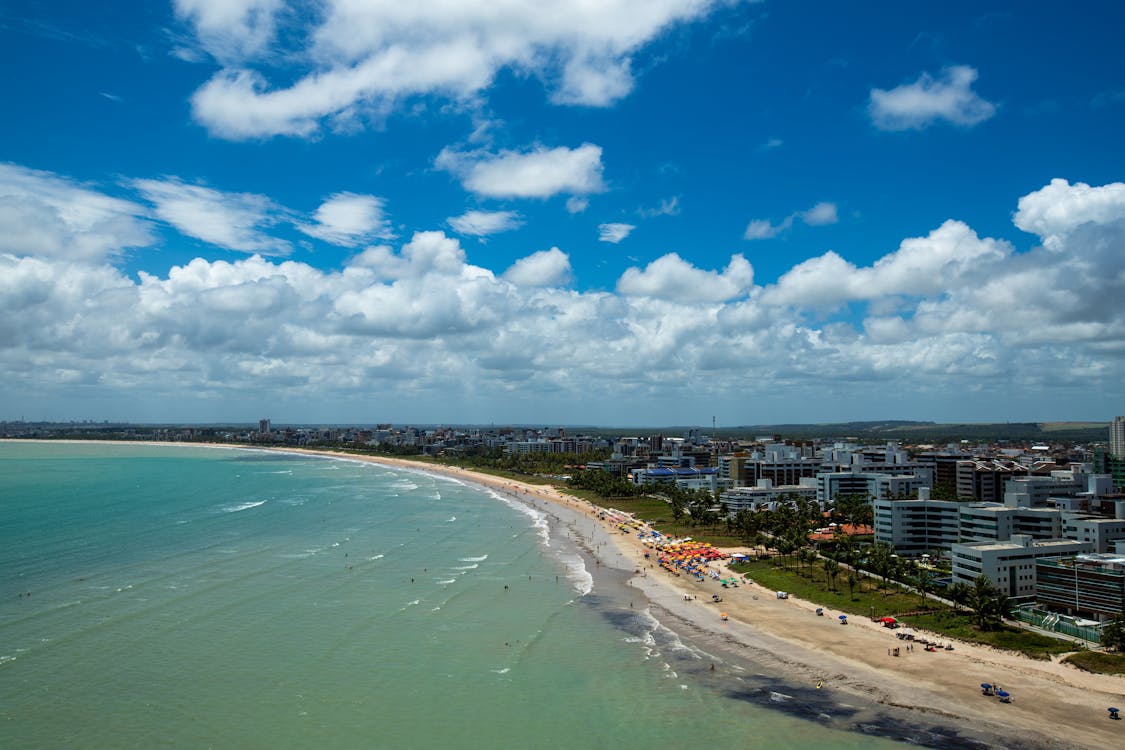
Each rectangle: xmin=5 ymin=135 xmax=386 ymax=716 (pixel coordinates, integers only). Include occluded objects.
xmin=1 ymin=1 xmax=1124 ymax=427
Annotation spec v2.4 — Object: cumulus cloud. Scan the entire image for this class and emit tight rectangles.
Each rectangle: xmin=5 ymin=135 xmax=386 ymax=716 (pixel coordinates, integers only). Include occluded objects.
xmin=132 ymin=178 xmax=292 ymax=255
xmin=869 ymin=65 xmax=996 ymax=131
xmin=182 ymin=1 xmax=732 ymax=139
xmin=764 ymin=219 xmax=1011 ymax=307
xmin=503 ymin=247 xmax=572 ymax=287
xmin=744 ymin=201 xmax=836 ymax=240
xmin=617 ymin=253 xmax=753 ymax=302
xmin=0 ymin=163 xmax=153 ymax=262
xmin=299 ymin=192 xmax=392 ymax=246
xmin=598 ymin=222 xmax=636 ymax=243
xmin=1013 ymin=178 xmax=1125 ymax=250
xmin=437 ymin=143 xmax=605 ymax=199
xmin=448 ymin=209 xmax=523 ymax=237
xmin=5 ymin=173 xmax=1125 ymax=423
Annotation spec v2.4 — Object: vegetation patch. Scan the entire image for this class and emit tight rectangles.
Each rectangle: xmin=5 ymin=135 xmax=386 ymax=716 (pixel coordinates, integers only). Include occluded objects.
xmin=1063 ymin=651 xmax=1125 ymax=675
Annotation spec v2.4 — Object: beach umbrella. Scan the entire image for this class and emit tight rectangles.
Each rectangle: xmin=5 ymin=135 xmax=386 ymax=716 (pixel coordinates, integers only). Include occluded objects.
xmin=996 ymin=690 xmax=1009 ymax=699
xmin=838 ymin=615 xmax=847 ymax=620
xmin=980 ymin=683 xmax=992 ymax=690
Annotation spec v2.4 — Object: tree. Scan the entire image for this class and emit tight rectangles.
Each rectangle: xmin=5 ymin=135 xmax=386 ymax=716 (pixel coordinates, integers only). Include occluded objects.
xmin=846 ymin=569 xmax=860 ymax=600
xmin=1101 ymin=614 xmax=1125 ymax=652
xmin=967 ymin=575 xmax=1010 ymax=631
xmin=947 ymin=581 xmax=972 ymax=613
xmin=867 ymin=542 xmax=895 ymax=594
xmin=823 ymin=553 xmax=841 ymax=592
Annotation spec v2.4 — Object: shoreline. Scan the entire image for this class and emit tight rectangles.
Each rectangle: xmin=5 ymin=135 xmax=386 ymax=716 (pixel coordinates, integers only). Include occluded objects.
xmin=274 ymin=447 xmax=1122 ymax=750
xmin=7 ymin=440 xmax=1123 ymax=748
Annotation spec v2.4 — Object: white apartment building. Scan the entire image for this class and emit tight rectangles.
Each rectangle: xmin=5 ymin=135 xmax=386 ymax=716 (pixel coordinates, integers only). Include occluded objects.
xmin=1002 ymin=469 xmax=1086 ymax=507
xmin=950 ymin=535 xmax=1094 ymax=598
xmin=1063 ymin=517 xmax=1125 ymax=553
xmin=957 ymin=503 xmax=1064 ymax=543
xmin=721 ymin=478 xmax=818 ymax=515
xmin=873 ymin=497 xmax=960 ymax=556
xmin=816 ymin=471 xmax=930 ymax=505
xmin=1111 ymin=415 xmax=1125 ymax=459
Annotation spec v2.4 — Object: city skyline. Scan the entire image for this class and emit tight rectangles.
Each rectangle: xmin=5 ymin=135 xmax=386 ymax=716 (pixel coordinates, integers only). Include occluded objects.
xmin=2 ymin=2 xmax=1124 ymax=425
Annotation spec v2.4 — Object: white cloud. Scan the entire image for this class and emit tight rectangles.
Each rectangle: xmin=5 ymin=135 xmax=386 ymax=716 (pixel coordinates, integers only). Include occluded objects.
xmin=764 ymin=219 xmax=1011 ymax=307
xmin=174 ymin=0 xmax=284 ymax=62
xmin=437 ymin=143 xmax=605 ymax=199
xmin=617 ymin=253 xmax=753 ymax=302
xmin=743 ymin=216 xmax=792 ymax=240
xmin=599 ymin=222 xmax=636 ymax=243
xmin=566 ymin=196 xmax=590 ymax=214
xmin=1013 ymin=178 xmax=1125 ymax=250
xmin=448 ymin=209 xmax=523 ymax=237
xmin=869 ymin=65 xmax=996 ymax=131
xmin=503 ymin=247 xmax=572 ymax=287
xmin=638 ymin=196 xmax=680 ymax=218
xmin=299 ymin=192 xmax=392 ymax=246
xmin=0 ymin=163 xmax=154 ymax=262
xmin=744 ymin=200 xmax=834 ymax=240
xmin=133 ymin=178 xmax=292 ymax=256
xmin=6 ymin=174 xmax=1125 ymax=424
xmin=801 ymin=201 xmax=838 ymax=226
xmin=183 ymin=1 xmax=733 ymax=139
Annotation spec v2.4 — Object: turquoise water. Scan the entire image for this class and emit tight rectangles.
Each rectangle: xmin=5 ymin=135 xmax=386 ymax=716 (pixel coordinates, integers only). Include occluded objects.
xmin=0 ymin=442 xmax=915 ymax=749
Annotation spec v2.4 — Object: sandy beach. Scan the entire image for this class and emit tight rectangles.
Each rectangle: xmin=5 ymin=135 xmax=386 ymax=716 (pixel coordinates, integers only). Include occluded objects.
xmin=275 ymin=448 xmax=1124 ymax=750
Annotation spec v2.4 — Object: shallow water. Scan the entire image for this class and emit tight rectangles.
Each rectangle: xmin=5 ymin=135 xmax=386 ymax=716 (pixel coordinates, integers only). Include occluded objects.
xmin=0 ymin=442 xmax=918 ymax=749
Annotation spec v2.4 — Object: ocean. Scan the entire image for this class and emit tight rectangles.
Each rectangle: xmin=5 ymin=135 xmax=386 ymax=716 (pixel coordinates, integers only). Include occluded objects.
xmin=0 ymin=442 xmax=914 ymax=749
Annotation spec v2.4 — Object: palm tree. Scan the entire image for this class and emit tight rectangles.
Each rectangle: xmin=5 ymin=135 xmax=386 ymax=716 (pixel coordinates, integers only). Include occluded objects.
xmin=846 ymin=569 xmax=860 ymax=600
xmin=823 ymin=553 xmax=840 ymax=591
xmin=867 ymin=542 xmax=895 ymax=594
xmin=968 ymin=575 xmax=1007 ymax=630
xmin=946 ymin=581 xmax=971 ymax=613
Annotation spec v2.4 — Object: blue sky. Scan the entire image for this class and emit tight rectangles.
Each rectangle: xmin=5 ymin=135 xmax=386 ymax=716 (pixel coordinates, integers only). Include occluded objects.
xmin=2 ymin=1 xmax=1124 ymax=427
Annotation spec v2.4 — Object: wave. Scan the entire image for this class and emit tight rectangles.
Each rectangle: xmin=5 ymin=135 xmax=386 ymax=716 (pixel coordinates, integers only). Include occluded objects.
xmin=368 ymin=554 xmax=385 ymax=561
xmin=434 ymin=578 xmax=456 ymax=585
xmin=221 ymin=499 xmax=267 ymax=513
xmin=445 ymin=516 xmax=456 ymax=523
xmin=451 ymin=563 xmax=478 ymax=571
xmin=491 ymin=667 xmax=510 ymax=674
xmin=460 ymin=555 xmax=488 ymax=562
xmin=554 ymin=550 xmax=593 ymax=596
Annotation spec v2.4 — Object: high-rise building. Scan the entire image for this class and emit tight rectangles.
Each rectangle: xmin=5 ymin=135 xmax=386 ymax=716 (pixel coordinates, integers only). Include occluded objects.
xmin=1111 ymin=415 xmax=1125 ymax=459
xmin=259 ymin=418 xmax=271 ymax=436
